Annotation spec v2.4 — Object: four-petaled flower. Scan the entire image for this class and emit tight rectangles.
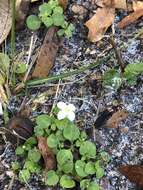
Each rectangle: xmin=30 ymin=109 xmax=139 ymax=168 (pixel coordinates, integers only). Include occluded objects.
xmin=57 ymin=102 xmax=76 ymax=121
xmin=0 ymin=102 xmax=3 ymax=115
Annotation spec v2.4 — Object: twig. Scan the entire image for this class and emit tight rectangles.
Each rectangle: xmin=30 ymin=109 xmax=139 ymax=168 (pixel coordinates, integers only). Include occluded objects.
xmin=109 ymin=36 xmax=125 ymax=73
xmin=11 ymin=0 xmax=16 ymax=56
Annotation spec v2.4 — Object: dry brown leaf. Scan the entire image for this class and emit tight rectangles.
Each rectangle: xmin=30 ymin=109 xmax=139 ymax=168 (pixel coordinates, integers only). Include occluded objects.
xmin=58 ymin=0 xmax=68 ymax=10
xmin=94 ymin=0 xmax=127 ymax=9
xmin=119 ymin=165 xmax=143 ymax=187
xmin=133 ymin=1 xmax=143 ymax=11
xmin=38 ymin=137 xmax=56 ymax=171
xmin=0 ymin=0 xmax=12 ymax=44
xmin=16 ymin=0 xmax=30 ymax=29
xmin=106 ymin=110 xmax=128 ymax=128
xmin=32 ymin=27 xmax=61 ymax=78
xmin=85 ymin=7 xmax=115 ymax=42
xmin=118 ymin=9 xmax=143 ymax=29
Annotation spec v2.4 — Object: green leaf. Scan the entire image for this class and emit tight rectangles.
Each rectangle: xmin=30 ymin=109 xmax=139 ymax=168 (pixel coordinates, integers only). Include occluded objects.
xmin=64 ymin=24 xmax=75 ymax=38
xmin=99 ymin=151 xmax=110 ymax=163
xmin=63 ymin=124 xmax=80 ymax=142
xmin=39 ymin=3 xmax=52 ymax=16
xmin=60 ymin=175 xmax=75 ymax=188
xmin=26 ymin=15 xmax=41 ymax=31
xmin=24 ymin=160 xmax=38 ymax=173
xmin=57 ymin=149 xmax=73 ymax=165
xmin=75 ymin=160 xmax=87 ymax=178
xmin=55 ymin=118 xmax=68 ymax=130
xmin=55 ymin=130 xmax=65 ymax=141
xmin=36 ymin=115 xmax=51 ymax=128
xmin=19 ymin=169 xmax=30 ymax=182
xmin=12 ymin=161 xmax=20 ymax=171
xmin=0 ymin=73 xmax=5 ymax=85
xmin=96 ymin=167 xmax=104 ymax=179
xmin=103 ymin=69 xmax=122 ymax=89
xmin=15 ymin=63 xmax=27 ymax=74
xmin=61 ymin=161 xmax=73 ymax=174
xmin=0 ymin=53 xmax=10 ymax=72
xmin=80 ymin=179 xmax=90 ymax=190
xmin=85 ymin=162 xmax=96 ymax=175
xmin=47 ymin=134 xmax=58 ymax=148
xmin=28 ymin=148 xmax=41 ymax=163
xmin=48 ymin=0 xmax=59 ymax=9
xmin=87 ymin=181 xmax=100 ymax=190
xmin=80 ymin=131 xmax=87 ymax=140
xmin=42 ymin=17 xmax=53 ymax=27
xmin=53 ymin=6 xmax=63 ymax=14
xmin=34 ymin=126 xmax=44 ymax=136
xmin=16 ymin=146 xmax=25 ymax=155
xmin=45 ymin=170 xmax=59 ymax=186
xmin=25 ymin=137 xmax=37 ymax=146
xmin=57 ymin=29 xmax=65 ymax=37
xmin=52 ymin=13 xmax=65 ymax=26
xmin=79 ymin=141 xmax=96 ymax=159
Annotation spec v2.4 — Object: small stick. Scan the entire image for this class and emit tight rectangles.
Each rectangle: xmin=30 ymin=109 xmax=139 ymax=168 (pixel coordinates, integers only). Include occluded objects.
xmin=109 ymin=36 xmax=125 ymax=73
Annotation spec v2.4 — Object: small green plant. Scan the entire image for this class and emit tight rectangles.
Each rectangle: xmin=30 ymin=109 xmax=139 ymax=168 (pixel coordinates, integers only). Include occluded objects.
xmin=26 ymin=0 xmax=74 ymax=38
xmin=103 ymin=62 xmax=143 ymax=89
xmin=15 ymin=102 xmax=110 ymax=189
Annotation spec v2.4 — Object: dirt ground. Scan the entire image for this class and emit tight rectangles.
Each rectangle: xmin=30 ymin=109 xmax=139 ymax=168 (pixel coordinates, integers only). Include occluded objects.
xmin=0 ymin=0 xmax=143 ymax=189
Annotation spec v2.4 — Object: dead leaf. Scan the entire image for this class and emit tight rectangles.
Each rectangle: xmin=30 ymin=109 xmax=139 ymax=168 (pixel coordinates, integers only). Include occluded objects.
xmin=94 ymin=0 xmax=127 ymax=9
xmin=58 ymin=0 xmax=68 ymax=10
xmin=38 ymin=137 xmax=56 ymax=171
xmin=133 ymin=1 xmax=143 ymax=11
xmin=118 ymin=9 xmax=143 ymax=29
xmin=32 ymin=27 xmax=61 ymax=78
xmin=85 ymin=7 xmax=115 ymax=42
xmin=0 ymin=0 xmax=12 ymax=44
xmin=119 ymin=165 xmax=143 ymax=187
xmin=72 ymin=4 xmax=87 ymax=15
xmin=106 ymin=110 xmax=128 ymax=128
xmin=16 ymin=0 xmax=30 ymax=29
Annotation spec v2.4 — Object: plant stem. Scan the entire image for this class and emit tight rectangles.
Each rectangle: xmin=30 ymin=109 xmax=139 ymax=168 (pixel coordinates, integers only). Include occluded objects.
xmin=27 ymin=57 xmax=107 ymax=87
xmin=11 ymin=0 xmax=16 ymax=57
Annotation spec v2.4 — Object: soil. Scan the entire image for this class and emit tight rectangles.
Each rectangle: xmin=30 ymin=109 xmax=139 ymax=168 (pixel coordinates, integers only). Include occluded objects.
xmin=0 ymin=0 xmax=143 ymax=190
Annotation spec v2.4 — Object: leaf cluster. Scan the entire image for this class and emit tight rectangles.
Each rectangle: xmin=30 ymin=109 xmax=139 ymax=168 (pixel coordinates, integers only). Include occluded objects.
xmin=103 ymin=62 xmax=143 ymax=89
xmin=26 ymin=0 xmax=74 ymax=38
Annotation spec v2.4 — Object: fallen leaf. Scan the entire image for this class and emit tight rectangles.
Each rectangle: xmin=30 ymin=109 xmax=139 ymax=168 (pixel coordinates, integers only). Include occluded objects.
xmin=118 ymin=9 xmax=143 ymax=29
xmin=85 ymin=7 xmax=115 ymax=42
xmin=6 ymin=116 xmax=34 ymax=144
xmin=133 ymin=1 xmax=143 ymax=11
xmin=72 ymin=4 xmax=87 ymax=15
xmin=119 ymin=165 xmax=143 ymax=187
xmin=58 ymin=0 xmax=68 ymax=10
xmin=16 ymin=0 xmax=30 ymax=29
xmin=94 ymin=0 xmax=127 ymax=9
xmin=37 ymin=137 xmax=56 ymax=171
xmin=32 ymin=27 xmax=61 ymax=78
xmin=106 ymin=110 xmax=128 ymax=128
xmin=0 ymin=0 xmax=12 ymax=44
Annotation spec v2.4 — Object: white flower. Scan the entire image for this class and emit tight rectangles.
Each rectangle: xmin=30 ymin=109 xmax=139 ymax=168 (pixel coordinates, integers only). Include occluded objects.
xmin=57 ymin=102 xmax=76 ymax=121
xmin=0 ymin=102 xmax=3 ymax=115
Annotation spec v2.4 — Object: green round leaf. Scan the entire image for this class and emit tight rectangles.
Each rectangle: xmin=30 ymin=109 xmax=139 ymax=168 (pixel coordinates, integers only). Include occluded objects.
xmin=62 ymin=161 xmax=73 ymax=174
xmin=57 ymin=29 xmax=65 ymax=37
xmin=15 ymin=63 xmax=27 ymax=74
xmin=25 ymin=137 xmax=37 ymax=146
xmin=28 ymin=148 xmax=41 ymax=163
xmin=63 ymin=124 xmax=80 ymax=142
xmin=96 ymin=167 xmax=104 ymax=179
xmin=60 ymin=175 xmax=75 ymax=188
xmin=79 ymin=141 xmax=96 ymax=159
xmin=85 ymin=162 xmax=96 ymax=175
xmin=57 ymin=149 xmax=73 ymax=165
xmin=42 ymin=17 xmax=53 ymax=27
xmin=52 ymin=13 xmax=65 ymax=26
xmin=34 ymin=126 xmax=44 ymax=136
xmin=80 ymin=179 xmax=90 ymax=190
xmin=26 ymin=15 xmax=41 ymax=31
xmin=53 ymin=6 xmax=63 ymax=14
xmin=19 ymin=169 xmax=30 ymax=182
xmin=99 ymin=151 xmax=110 ymax=163
xmin=24 ymin=160 xmax=37 ymax=173
xmin=39 ymin=3 xmax=52 ymax=16
xmin=87 ymin=181 xmax=100 ymax=190
xmin=12 ymin=161 xmax=20 ymax=171
xmin=36 ymin=115 xmax=51 ymax=128
xmin=45 ymin=170 xmax=59 ymax=186
xmin=47 ymin=134 xmax=58 ymax=148
xmin=16 ymin=146 xmax=25 ymax=155
xmin=75 ymin=160 xmax=87 ymax=178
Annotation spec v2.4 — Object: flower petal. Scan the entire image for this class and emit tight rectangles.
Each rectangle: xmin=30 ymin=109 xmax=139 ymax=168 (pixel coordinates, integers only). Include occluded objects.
xmin=57 ymin=102 xmax=66 ymax=110
xmin=0 ymin=102 xmax=3 ymax=115
xmin=57 ymin=110 xmax=67 ymax=120
xmin=67 ymin=111 xmax=75 ymax=121
xmin=67 ymin=104 xmax=76 ymax=112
